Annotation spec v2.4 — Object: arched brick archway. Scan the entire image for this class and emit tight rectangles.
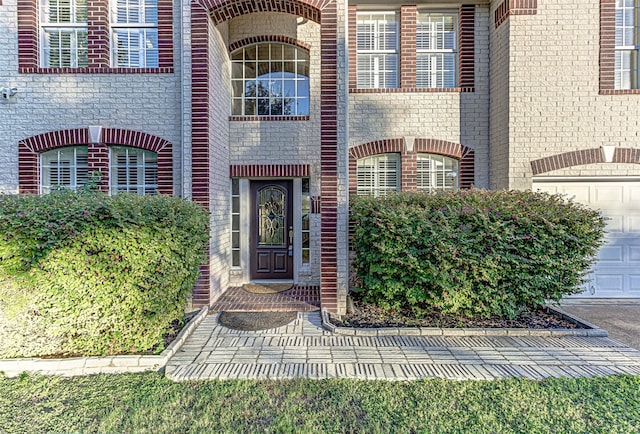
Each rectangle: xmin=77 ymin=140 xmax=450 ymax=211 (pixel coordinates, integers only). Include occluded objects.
xmin=18 ymin=127 xmax=173 ymax=194
xmin=348 ymin=138 xmax=475 ymax=194
xmin=530 ymin=147 xmax=640 ymax=175
xmin=190 ymin=0 xmax=340 ymax=310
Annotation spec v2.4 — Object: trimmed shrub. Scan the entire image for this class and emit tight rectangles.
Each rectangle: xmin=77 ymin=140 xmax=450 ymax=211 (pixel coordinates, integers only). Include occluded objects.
xmin=351 ymin=190 xmax=606 ymax=319
xmin=0 ymin=191 xmax=208 ymax=357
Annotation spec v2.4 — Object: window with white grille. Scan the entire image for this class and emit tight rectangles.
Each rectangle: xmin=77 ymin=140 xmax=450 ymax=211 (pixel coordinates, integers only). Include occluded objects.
xmin=231 ymin=179 xmax=241 ymax=267
xmin=357 ymin=154 xmax=400 ymax=196
xmin=110 ymin=146 xmax=158 ymax=194
xmin=231 ymin=43 xmax=310 ymax=116
xmin=356 ymin=12 xmax=398 ymax=88
xmin=40 ymin=0 xmax=88 ymax=67
xmin=111 ymin=0 xmax=158 ymax=67
xmin=40 ymin=146 xmax=88 ymax=193
xmin=615 ymin=0 xmax=640 ymax=89
xmin=417 ymin=154 xmax=459 ymax=192
xmin=416 ymin=12 xmax=458 ymax=88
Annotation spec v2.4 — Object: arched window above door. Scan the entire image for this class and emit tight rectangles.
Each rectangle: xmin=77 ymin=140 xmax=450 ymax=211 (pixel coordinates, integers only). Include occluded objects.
xmin=231 ymin=42 xmax=310 ymax=116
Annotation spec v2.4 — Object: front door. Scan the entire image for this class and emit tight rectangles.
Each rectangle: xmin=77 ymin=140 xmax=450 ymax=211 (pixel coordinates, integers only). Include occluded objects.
xmin=250 ymin=180 xmax=293 ymax=280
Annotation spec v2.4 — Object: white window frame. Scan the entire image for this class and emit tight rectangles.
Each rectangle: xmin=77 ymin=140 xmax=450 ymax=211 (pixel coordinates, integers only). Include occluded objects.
xmin=109 ymin=146 xmax=158 ymax=195
xmin=231 ymin=179 xmax=241 ymax=268
xmin=40 ymin=146 xmax=88 ymax=193
xmin=110 ymin=0 xmax=159 ymax=68
xmin=417 ymin=153 xmax=459 ymax=192
xmin=356 ymin=11 xmax=399 ymax=89
xmin=615 ymin=0 xmax=640 ymax=89
xmin=416 ymin=11 xmax=458 ymax=89
xmin=230 ymin=42 xmax=310 ymax=116
xmin=39 ymin=0 xmax=88 ymax=68
xmin=357 ymin=154 xmax=401 ymax=197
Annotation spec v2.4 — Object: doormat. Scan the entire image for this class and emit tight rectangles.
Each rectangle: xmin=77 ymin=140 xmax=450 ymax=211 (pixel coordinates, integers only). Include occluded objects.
xmin=218 ymin=311 xmax=297 ymax=331
xmin=243 ymin=283 xmax=293 ymax=294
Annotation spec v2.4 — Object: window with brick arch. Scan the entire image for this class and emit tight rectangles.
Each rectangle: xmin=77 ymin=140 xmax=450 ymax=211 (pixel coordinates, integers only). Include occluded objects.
xmin=356 ymin=12 xmax=399 ymax=88
xmin=416 ymin=12 xmax=458 ymax=89
xmin=40 ymin=146 xmax=89 ymax=193
xmin=417 ymin=153 xmax=459 ymax=192
xmin=231 ymin=43 xmax=310 ymax=116
xmin=110 ymin=146 xmax=158 ymax=195
xmin=40 ymin=0 xmax=89 ymax=67
xmin=357 ymin=154 xmax=400 ymax=196
xmin=616 ymin=0 xmax=640 ymax=89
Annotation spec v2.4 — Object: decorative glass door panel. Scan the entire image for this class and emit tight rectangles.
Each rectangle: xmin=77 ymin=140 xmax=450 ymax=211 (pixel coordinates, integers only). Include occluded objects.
xmin=250 ymin=181 xmax=293 ymax=279
xmin=258 ymin=187 xmax=286 ymax=246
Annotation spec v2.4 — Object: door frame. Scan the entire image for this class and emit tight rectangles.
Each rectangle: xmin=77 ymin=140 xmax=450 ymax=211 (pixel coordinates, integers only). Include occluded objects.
xmin=249 ymin=180 xmax=294 ymax=280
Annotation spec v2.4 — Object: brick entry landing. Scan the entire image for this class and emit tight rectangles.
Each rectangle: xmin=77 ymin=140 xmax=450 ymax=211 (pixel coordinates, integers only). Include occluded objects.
xmin=210 ymin=286 xmax=321 ymax=312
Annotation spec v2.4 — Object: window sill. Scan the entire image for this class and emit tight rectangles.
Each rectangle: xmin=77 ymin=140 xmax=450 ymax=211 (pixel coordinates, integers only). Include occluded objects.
xmin=18 ymin=67 xmax=174 ymax=74
xmin=600 ymin=89 xmax=640 ymax=95
xmin=229 ymin=115 xmax=310 ymax=121
xmin=350 ymin=87 xmax=474 ymax=93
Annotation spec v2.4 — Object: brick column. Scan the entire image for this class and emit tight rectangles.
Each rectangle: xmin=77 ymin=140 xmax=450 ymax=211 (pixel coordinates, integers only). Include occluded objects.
xmin=399 ymin=5 xmax=417 ymax=89
xmin=87 ymin=143 xmax=110 ymax=192
xmin=348 ymin=5 xmax=357 ymax=89
xmin=87 ymin=0 xmax=110 ymax=67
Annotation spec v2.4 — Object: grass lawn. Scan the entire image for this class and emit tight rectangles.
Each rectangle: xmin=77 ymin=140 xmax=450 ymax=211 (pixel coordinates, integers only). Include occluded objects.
xmin=1 ymin=372 xmax=639 ymax=433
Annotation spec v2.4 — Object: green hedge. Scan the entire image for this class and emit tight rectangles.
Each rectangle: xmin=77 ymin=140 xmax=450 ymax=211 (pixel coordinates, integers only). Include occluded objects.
xmin=351 ymin=190 xmax=606 ymax=318
xmin=0 ymin=191 xmax=208 ymax=357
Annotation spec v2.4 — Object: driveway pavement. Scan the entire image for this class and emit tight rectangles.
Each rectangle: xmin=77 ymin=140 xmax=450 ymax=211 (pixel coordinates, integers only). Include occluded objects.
xmin=559 ymin=300 xmax=640 ymax=350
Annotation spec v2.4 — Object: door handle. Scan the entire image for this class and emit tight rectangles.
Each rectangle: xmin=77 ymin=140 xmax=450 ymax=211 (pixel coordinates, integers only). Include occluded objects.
xmin=288 ymin=226 xmax=294 ymax=257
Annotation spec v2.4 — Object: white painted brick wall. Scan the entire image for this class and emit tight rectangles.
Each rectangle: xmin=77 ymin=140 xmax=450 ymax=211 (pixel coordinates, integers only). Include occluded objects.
xmin=0 ymin=0 xmax=184 ymax=194
xmin=348 ymin=7 xmax=491 ymax=189
xmin=507 ymin=0 xmax=640 ymax=187
xmin=208 ymin=20 xmax=232 ymax=302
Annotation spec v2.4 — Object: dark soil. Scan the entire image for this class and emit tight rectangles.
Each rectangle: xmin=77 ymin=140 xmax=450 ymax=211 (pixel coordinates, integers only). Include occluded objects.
xmin=331 ymin=297 xmax=584 ymax=329
xmin=157 ymin=310 xmax=200 ymax=352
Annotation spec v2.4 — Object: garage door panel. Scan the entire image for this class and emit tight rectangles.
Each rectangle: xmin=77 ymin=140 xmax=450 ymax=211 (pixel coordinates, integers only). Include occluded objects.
xmin=534 ymin=179 xmax=640 ymax=299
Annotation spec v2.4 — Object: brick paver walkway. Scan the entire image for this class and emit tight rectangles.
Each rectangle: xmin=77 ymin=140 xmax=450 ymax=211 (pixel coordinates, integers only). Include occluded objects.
xmin=166 ymin=312 xmax=640 ymax=381
xmin=210 ymin=286 xmax=320 ymax=312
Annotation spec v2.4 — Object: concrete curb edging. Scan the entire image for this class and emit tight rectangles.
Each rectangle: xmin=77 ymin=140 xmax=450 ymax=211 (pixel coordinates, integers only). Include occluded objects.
xmin=321 ymin=306 xmax=608 ymax=338
xmin=0 ymin=306 xmax=209 ymax=378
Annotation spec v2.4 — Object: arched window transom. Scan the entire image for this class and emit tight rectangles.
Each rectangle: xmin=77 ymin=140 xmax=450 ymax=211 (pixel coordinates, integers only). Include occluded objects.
xmin=357 ymin=153 xmax=400 ymax=197
xmin=417 ymin=153 xmax=458 ymax=192
xmin=231 ymin=42 xmax=310 ymax=116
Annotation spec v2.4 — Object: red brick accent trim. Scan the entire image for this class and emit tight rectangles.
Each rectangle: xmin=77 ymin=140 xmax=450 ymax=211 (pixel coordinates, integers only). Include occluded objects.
xmin=18 ymin=0 xmax=173 ymax=72
xmin=459 ymin=5 xmax=475 ymax=89
xmin=205 ymin=0 xmax=322 ymax=25
xmin=229 ymin=116 xmax=310 ymax=121
xmin=400 ymin=6 xmax=417 ymax=89
xmin=18 ymin=128 xmax=173 ymax=195
xmin=228 ymin=35 xmax=311 ymax=52
xmin=229 ymin=164 xmax=310 ymax=178
xmin=600 ymin=0 xmax=615 ymax=92
xmin=531 ymin=147 xmax=640 ymax=175
xmin=348 ymin=138 xmax=475 ymax=194
xmin=348 ymin=5 xmax=357 ymax=90
xmin=350 ymin=87 xmax=475 ymax=93
xmin=494 ymin=0 xmax=537 ymax=29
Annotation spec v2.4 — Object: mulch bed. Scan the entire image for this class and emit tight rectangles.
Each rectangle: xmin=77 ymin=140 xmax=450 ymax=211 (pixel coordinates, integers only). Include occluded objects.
xmin=331 ymin=297 xmax=584 ymax=329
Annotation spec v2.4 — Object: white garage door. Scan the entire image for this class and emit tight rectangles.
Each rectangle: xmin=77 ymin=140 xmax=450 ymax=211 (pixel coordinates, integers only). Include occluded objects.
xmin=533 ymin=179 xmax=640 ymax=298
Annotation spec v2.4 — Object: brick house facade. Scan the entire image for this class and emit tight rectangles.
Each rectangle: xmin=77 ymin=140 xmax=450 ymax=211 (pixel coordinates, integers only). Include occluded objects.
xmin=1 ymin=0 xmax=639 ymax=313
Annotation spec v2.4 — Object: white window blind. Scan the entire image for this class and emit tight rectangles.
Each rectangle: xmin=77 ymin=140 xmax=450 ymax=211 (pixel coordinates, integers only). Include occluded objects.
xmin=111 ymin=0 xmax=158 ymax=67
xmin=416 ymin=12 xmax=457 ymax=88
xmin=110 ymin=146 xmax=158 ymax=195
xmin=40 ymin=0 xmax=88 ymax=67
xmin=417 ymin=154 xmax=459 ymax=192
xmin=40 ymin=146 xmax=88 ymax=193
xmin=615 ymin=0 xmax=640 ymax=89
xmin=357 ymin=154 xmax=400 ymax=197
xmin=356 ymin=12 xmax=398 ymax=88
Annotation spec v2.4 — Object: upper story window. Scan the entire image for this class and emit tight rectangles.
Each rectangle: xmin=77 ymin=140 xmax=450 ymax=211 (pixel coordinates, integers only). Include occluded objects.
xmin=416 ymin=12 xmax=457 ymax=89
xmin=356 ymin=12 xmax=398 ymax=88
xmin=111 ymin=0 xmax=159 ymax=67
xmin=417 ymin=153 xmax=459 ymax=192
xmin=40 ymin=146 xmax=88 ymax=193
xmin=110 ymin=146 xmax=158 ymax=195
xmin=357 ymin=154 xmax=400 ymax=196
xmin=231 ymin=43 xmax=310 ymax=116
xmin=615 ymin=0 xmax=640 ymax=89
xmin=40 ymin=0 xmax=88 ymax=67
